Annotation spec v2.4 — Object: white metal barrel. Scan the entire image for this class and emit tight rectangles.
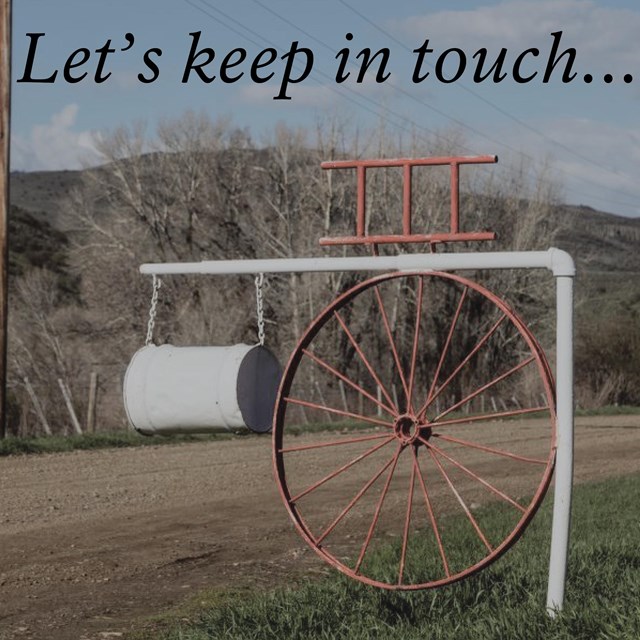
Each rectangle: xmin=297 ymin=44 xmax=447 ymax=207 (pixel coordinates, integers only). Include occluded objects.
xmin=123 ymin=344 xmax=281 ymax=435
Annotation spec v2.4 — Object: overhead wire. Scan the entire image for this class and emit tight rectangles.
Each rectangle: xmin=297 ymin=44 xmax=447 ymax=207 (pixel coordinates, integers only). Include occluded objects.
xmin=184 ymin=0 xmax=473 ymax=152
xmin=188 ymin=0 xmax=556 ymax=201
xmin=336 ymin=0 xmax=639 ymax=210
xmin=247 ymin=0 xmax=537 ymax=162
xmin=246 ymin=0 xmax=638 ymax=211
xmin=184 ymin=0 xmax=638 ymax=212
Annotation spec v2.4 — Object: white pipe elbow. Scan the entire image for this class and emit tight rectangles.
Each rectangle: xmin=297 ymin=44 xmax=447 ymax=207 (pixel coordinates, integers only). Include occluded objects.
xmin=548 ymin=248 xmax=576 ymax=277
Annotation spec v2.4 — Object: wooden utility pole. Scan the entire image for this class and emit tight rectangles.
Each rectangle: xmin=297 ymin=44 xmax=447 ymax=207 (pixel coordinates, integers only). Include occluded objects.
xmin=0 ymin=0 xmax=11 ymax=439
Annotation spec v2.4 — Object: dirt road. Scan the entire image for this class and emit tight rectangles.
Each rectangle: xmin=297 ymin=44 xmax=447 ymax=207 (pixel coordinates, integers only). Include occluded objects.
xmin=0 ymin=415 xmax=638 ymax=639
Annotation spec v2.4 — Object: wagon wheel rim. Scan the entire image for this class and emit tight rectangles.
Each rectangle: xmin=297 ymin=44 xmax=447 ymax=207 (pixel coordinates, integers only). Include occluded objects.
xmin=273 ymin=271 xmax=556 ymax=590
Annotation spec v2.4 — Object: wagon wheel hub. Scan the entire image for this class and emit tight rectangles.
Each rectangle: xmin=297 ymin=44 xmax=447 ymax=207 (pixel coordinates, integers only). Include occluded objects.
xmin=393 ymin=414 xmax=432 ymax=445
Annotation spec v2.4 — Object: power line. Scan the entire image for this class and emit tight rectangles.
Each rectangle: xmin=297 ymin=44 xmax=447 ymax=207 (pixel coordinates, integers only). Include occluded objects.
xmin=185 ymin=0 xmax=461 ymax=150
xmin=337 ymin=0 xmax=639 ymax=208
xmin=185 ymin=0 xmax=638 ymax=212
xmin=242 ymin=0 xmax=639 ymax=211
xmin=250 ymin=0 xmax=639 ymax=211
xmin=247 ymin=0 xmax=538 ymax=162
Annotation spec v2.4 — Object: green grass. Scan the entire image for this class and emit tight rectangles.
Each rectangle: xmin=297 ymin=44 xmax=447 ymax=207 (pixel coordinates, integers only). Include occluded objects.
xmin=574 ymin=405 xmax=640 ymax=417
xmin=0 ymin=429 xmax=251 ymax=457
xmin=138 ymin=473 xmax=640 ymax=640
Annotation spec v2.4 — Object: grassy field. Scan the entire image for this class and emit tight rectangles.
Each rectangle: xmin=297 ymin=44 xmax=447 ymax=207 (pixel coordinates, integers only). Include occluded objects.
xmin=0 ymin=429 xmax=246 ymax=456
xmin=137 ymin=472 xmax=640 ymax=640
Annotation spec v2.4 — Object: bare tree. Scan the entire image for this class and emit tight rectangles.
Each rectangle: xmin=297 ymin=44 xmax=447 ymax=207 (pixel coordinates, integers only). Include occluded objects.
xmin=8 ymin=269 xmax=87 ymax=434
xmin=7 ymin=110 xmax=583 ymax=435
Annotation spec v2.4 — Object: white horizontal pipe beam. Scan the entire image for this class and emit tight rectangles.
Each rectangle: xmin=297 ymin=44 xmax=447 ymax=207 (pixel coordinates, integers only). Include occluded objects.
xmin=140 ymin=247 xmax=575 ymax=278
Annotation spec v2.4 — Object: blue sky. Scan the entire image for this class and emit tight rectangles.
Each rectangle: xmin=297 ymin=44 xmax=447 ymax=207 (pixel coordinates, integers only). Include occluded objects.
xmin=10 ymin=0 xmax=640 ymax=217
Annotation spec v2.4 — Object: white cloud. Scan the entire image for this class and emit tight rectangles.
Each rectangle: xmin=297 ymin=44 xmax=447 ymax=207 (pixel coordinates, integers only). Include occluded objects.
xmin=11 ymin=104 xmax=101 ymax=171
xmin=240 ymin=73 xmax=402 ymax=110
xmin=550 ymin=120 xmax=640 ymax=214
xmin=112 ymin=70 xmax=141 ymax=90
xmin=240 ymin=82 xmax=340 ymax=107
xmin=470 ymin=116 xmax=640 ymax=215
xmin=395 ymin=1 xmax=640 ymax=74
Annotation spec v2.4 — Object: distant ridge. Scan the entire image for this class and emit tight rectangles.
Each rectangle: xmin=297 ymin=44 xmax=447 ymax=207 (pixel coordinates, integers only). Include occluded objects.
xmin=9 ymin=165 xmax=640 ymax=276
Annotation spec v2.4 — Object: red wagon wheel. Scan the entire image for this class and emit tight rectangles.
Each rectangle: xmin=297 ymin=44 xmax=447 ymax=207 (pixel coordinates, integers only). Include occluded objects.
xmin=273 ymin=271 xmax=556 ymax=590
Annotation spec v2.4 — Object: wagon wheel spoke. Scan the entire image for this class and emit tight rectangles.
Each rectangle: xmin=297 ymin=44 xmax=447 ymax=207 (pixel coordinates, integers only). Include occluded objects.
xmin=419 ymin=313 xmax=507 ymax=418
xmin=315 ymin=446 xmax=404 ymax=545
xmin=279 ymin=432 xmax=393 ymax=454
xmin=373 ymin=284 xmax=410 ymax=409
xmin=407 ymin=276 xmax=425 ymax=412
xmin=290 ymin=436 xmax=395 ymax=503
xmin=421 ymin=287 xmax=468 ymax=414
xmin=334 ymin=310 xmax=398 ymax=413
xmin=354 ymin=444 xmax=404 ymax=573
xmin=430 ymin=433 xmax=548 ymax=465
xmin=424 ymin=440 xmax=493 ymax=552
xmin=427 ymin=441 xmax=526 ymax=512
xmin=398 ymin=449 xmax=417 ymax=585
xmin=302 ymin=348 xmax=397 ymax=418
xmin=284 ymin=397 xmax=394 ymax=428
xmin=432 ymin=406 xmax=550 ymax=429
xmin=434 ymin=355 xmax=536 ymax=422
xmin=413 ymin=447 xmax=450 ymax=578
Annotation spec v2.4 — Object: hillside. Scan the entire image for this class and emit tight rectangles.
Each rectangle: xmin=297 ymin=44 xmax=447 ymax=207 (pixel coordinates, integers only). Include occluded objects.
xmin=10 ymin=169 xmax=83 ymax=231
xmin=8 ymin=162 xmax=640 ymax=326
xmin=9 ymin=162 xmax=640 ymax=334
xmin=9 ymin=165 xmax=640 ymax=276
xmin=553 ymin=205 xmax=640 ymax=272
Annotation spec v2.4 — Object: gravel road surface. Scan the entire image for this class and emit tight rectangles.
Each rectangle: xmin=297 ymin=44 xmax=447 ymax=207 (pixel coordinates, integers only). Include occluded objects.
xmin=0 ymin=415 xmax=638 ymax=639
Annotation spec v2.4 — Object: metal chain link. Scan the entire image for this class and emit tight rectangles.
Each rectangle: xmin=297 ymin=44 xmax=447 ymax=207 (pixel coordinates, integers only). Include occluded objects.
xmin=145 ymin=275 xmax=162 ymax=346
xmin=255 ymin=273 xmax=265 ymax=346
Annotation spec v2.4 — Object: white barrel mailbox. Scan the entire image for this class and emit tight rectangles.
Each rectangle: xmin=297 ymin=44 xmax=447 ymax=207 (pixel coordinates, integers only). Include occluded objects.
xmin=124 ymin=344 xmax=281 ymax=435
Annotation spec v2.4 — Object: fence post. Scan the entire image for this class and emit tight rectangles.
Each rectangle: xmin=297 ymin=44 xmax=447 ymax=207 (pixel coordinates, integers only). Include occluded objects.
xmin=86 ymin=372 xmax=98 ymax=433
xmin=338 ymin=379 xmax=348 ymax=412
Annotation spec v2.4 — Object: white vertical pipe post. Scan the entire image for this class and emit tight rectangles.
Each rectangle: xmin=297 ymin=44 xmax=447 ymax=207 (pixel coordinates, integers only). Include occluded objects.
xmin=546 ymin=275 xmax=574 ymax=615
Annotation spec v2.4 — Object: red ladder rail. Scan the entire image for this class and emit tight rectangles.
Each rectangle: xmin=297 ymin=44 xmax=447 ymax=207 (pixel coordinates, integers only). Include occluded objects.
xmin=320 ymin=155 xmax=498 ymax=247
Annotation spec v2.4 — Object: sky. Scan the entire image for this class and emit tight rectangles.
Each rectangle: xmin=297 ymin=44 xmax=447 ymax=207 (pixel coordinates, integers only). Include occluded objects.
xmin=10 ymin=0 xmax=640 ymax=217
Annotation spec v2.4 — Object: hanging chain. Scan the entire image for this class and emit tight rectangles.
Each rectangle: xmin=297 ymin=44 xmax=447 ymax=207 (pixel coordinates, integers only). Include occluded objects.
xmin=145 ymin=275 xmax=162 ymax=346
xmin=144 ymin=274 xmax=263 ymax=346
xmin=255 ymin=273 xmax=265 ymax=346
